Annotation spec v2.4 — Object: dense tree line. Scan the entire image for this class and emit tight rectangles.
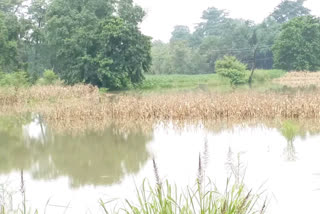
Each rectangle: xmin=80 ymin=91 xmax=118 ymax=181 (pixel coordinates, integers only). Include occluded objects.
xmin=0 ymin=0 xmax=320 ymax=89
xmin=0 ymin=0 xmax=151 ymax=89
xmin=151 ymin=0 xmax=320 ymax=74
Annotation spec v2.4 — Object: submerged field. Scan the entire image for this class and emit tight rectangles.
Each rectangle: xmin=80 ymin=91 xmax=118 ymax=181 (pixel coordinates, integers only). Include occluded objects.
xmin=1 ymin=71 xmax=320 ymax=213
xmin=1 ymin=73 xmax=320 ymax=128
xmin=0 ymin=71 xmax=320 ymax=135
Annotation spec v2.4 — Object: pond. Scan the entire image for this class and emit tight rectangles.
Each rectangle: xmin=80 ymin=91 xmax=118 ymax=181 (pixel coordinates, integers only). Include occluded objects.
xmin=0 ymin=114 xmax=320 ymax=213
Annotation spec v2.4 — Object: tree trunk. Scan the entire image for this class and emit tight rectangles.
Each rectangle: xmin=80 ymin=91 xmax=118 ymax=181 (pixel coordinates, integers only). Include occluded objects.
xmin=248 ymin=47 xmax=257 ymax=87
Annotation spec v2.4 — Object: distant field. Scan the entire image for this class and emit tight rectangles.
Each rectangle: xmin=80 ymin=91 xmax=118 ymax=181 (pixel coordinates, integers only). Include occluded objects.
xmin=138 ymin=69 xmax=285 ymax=91
xmin=274 ymin=71 xmax=320 ymax=87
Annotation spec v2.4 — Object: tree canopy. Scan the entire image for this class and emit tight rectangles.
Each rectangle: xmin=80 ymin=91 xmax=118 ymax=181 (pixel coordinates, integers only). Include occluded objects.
xmin=0 ymin=0 xmax=319 ymax=88
xmin=273 ymin=15 xmax=320 ymax=71
xmin=270 ymin=0 xmax=310 ymax=23
xmin=150 ymin=0 xmax=317 ymax=75
xmin=0 ymin=0 xmax=151 ymax=89
xmin=45 ymin=0 xmax=151 ymax=89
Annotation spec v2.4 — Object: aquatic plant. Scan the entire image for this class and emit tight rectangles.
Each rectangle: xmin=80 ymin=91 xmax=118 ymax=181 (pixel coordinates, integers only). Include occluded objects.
xmin=101 ymin=144 xmax=266 ymax=214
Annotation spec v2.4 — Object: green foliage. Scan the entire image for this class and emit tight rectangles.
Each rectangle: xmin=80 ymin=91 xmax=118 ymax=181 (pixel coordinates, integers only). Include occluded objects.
xmin=0 ymin=11 xmax=21 ymax=73
xmin=138 ymin=69 xmax=284 ymax=91
xmin=273 ymin=16 xmax=320 ymax=71
xmin=138 ymin=74 xmax=230 ymax=90
xmin=150 ymin=41 xmax=174 ymax=74
xmin=150 ymin=40 xmax=209 ymax=75
xmin=270 ymin=0 xmax=310 ymax=23
xmin=0 ymin=71 xmax=30 ymax=87
xmin=101 ymin=169 xmax=265 ymax=214
xmin=170 ymin=25 xmax=191 ymax=43
xmin=114 ymin=180 xmax=263 ymax=214
xmin=151 ymin=1 xmax=316 ymax=77
xmin=45 ymin=0 xmax=151 ymax=90
xmin=37 ymin=69 xmax=59 ymax=85
xmin=99 ymin=87 xmax=109 ymax=93
xmin=252 ymin=69 xmax=285 ymax=83
xmin=281 ymin=120 xmax=300 ymax=142
xmin=215 ymin=56 xmax=247 ymax=85
xmin=0 ymin=0 xmax=317 ymax=89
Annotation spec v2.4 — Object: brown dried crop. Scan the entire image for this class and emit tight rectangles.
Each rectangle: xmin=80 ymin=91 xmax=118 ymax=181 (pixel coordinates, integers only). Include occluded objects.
xmin=2 ymin=84 xmax=320 ymax=127
xmin=273 ymin=71 xmax=320 ymax=87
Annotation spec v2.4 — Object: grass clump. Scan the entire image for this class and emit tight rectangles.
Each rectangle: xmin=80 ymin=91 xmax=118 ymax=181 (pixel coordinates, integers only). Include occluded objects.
xmin=281 ymin=120 xmax=299 ymax=142
xmin=116 ymin=179 xmax=265 ymax=214
xmin=101 ymin=153 xmax=266 ymax=214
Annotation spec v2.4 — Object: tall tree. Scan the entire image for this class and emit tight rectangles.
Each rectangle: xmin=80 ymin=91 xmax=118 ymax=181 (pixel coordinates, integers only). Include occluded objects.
xmin=270 ymin=0 xmax=310 ymax=23
xmin=170 ymin=25 xmax=191 ymax=43
xmin=150 ymin=41 xmax=173 ymax=74
xmin=26 ymin=0 xmax=50 ymax=79
xmin=273 ymin=15 xmax=320 ymax=71
xmin=0 ymin=11 xmax=21 ymax=72
xmin=45 ymin=0 xmax=151 ymax=89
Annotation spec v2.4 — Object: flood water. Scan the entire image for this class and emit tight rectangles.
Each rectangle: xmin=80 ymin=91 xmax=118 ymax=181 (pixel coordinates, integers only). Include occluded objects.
xmin=1 ymin=114 xmax=320 ymax=214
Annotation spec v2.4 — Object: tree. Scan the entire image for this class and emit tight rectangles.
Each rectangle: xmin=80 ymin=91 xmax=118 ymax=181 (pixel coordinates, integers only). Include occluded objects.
xmin=273 ymin=16 xmax=320 ymax=71
xmin=150 ymin=41 xmax=173 ymax=74
xmin=94 ymin=17 xmax=151 ymax=88
xmin=270 ymin=0 xmax=310 ymax=24
xmin=0 ymin=11 xmax=20 ymax=73
xmin=195 ymin=7 xmax=230 ymax=37
xmin=170 ymin=25 xmax=191 ymax=43
xmin=254 ymin=19 xmax=282 ymax=69
xmin=26 ymin=0 xmax=51 ymax=80
xmin=0 ymin=0 xmax=25 ymax=13
xmin=45 ymin=0 xmax=151 ymax=89
xmin=169 ymin=41 xmax=193 ymax=74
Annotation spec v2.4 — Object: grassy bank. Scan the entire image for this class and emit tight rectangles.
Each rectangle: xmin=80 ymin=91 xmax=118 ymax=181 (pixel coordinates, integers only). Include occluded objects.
xmin=138 ymin=69 xmax=285 ymax=91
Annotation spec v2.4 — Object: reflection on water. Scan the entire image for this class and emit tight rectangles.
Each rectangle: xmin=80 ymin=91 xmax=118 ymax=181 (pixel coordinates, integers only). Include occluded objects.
xmin=0 ymin=114 xmax=152 ymax=187
xmin=0 ymin=115 xmax=320 ymax=213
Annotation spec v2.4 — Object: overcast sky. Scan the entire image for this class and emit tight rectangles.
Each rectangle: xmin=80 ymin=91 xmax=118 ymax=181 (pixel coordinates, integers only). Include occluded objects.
xmin=134 ymin=0 xmax=320 ymax=42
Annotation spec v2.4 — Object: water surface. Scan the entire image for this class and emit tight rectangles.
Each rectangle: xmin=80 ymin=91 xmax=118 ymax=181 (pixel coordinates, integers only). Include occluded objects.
xmin=1 ymin=115 xmax=320 ymax=213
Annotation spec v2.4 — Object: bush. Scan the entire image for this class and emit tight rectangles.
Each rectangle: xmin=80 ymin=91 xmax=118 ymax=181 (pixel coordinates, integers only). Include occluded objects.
xmin=0 ymin=71 xmax=30 ymax=87
xmin=37 ymin=69 xmax=60 ymax=85
xmin=215 ymin=56 xmax=247 ymax=85
xmin=281 ymin=120 xmax=299 ymax=142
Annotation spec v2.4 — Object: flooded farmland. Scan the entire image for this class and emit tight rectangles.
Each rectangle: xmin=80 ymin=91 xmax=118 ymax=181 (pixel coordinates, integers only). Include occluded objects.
xmin=0 ymin=115 xmax=320 ymax=214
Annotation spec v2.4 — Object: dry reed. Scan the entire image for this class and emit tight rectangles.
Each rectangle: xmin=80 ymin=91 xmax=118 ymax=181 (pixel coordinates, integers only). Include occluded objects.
xmin=2 ymin=84 xmax=320 ymax=129
xmin=273 ymin=71 xmax=320 ymax=87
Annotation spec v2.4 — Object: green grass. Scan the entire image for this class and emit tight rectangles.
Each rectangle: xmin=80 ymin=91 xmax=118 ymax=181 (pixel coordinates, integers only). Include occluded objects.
xmin=101 ymin=155 xmax=266 ymax=214
xmin=250 ymin=69 xmax=285 ymax=83
xmin=138 ymin=74 xmax=230 ymax=90
xmin=100 ymin=179 xmax=266 ymax=214
xmin=137 ymin=69 xmax=285 ymax=92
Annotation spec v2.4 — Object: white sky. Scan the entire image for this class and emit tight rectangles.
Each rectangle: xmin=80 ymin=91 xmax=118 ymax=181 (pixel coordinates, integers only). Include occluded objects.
xmin=134 ymin=0 xmax=320 ymax=42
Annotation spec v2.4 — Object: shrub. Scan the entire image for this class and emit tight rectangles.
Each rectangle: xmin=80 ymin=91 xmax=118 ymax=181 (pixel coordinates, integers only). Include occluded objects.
xmin=281 ymin=120 xmax=299 ymax=142
xmin=37 ymin=69 xmax=60 ymax=85
xmin=215 ymin=56 xmax=247 ymax=85
xmin=0 ymin=71 xmax=30 ymax=87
